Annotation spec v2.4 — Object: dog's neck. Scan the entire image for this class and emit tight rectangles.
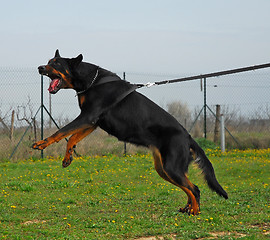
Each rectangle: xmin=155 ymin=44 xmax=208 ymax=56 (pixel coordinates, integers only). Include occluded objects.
xmin=75 ymin=67 xmax=123 ymax=96
xmin=76 ymin=67 xmax=99 ymax=95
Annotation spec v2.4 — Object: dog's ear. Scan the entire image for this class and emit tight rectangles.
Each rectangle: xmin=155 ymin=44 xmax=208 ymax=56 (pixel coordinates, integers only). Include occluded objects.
xmin=70 ymin=54 xmax=83 ymax=67
xmin=54 ymin=49 xmax=61 ymax=58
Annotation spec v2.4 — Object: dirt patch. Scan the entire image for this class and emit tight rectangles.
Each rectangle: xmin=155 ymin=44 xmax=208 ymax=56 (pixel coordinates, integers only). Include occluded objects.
xmin=190 ymin=231 xmax=246 ymax=239
xmin=133 ymin=234 xmax=176 ymax=240
xmin=22 ymin=219 xmax=47 ymax=225
xmin=134 ymin=238 xmax=158 ymax=240
xmin=212 ymin=232 xmax=246 ymax=238
xmin=251 ymin=223 xmax=270 ymax=235
xmin=133 ymin=232 xmax=249 ymax=240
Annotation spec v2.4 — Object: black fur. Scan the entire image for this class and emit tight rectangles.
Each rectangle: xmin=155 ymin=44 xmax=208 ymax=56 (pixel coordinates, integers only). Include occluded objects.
xmin=33 ymin=50 xmax=228 ymax=215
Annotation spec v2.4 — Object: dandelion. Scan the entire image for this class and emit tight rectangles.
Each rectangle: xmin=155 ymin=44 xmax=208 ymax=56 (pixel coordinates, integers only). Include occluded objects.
xmin=10 ymin=205 xmax=16 ymax=209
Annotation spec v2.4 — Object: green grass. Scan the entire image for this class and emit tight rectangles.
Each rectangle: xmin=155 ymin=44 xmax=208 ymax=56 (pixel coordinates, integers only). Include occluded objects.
xmin=0 ymin=149 xmax=269 ymax=239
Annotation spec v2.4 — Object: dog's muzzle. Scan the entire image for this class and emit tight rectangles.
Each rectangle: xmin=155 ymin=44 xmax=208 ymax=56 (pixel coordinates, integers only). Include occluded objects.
xmin=38 ymin=65 xmax=46 ymax=75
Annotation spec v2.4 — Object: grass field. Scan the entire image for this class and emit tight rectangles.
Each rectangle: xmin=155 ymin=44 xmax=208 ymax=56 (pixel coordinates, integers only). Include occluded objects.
xmin=0 ymin=149 xmax=269 ymax=239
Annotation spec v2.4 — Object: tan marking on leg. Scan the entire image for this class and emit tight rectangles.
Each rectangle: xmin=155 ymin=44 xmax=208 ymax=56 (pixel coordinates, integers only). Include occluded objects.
xmin=62 ymin=126 xmax=96 ymax=167
xmin=150 ymin=145 xmax=200 ymax=215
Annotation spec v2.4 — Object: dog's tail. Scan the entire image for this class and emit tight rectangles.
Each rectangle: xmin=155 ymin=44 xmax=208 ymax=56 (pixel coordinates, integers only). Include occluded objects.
xmin=190 ymin=138 xmax=228 ymax=199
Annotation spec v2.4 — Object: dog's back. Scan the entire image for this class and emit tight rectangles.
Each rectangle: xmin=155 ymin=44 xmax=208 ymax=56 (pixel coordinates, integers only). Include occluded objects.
xmin=97 ymin=90 xmax=187 ymax=148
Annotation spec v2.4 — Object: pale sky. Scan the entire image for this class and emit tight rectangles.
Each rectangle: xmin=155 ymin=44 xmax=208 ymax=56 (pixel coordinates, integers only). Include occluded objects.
xmin=1 ymin=0 xmax=270 ymax=72
xmin=0 ymin=0 xmax=269 ymax=119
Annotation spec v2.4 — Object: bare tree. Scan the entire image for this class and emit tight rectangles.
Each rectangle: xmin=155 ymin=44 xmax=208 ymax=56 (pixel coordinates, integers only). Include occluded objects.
xmin=0 ymin=104 xmax=15 ymax=140
xmin=167 ymin=101 xmax=191 ymax=128
xmin=16 ymin=96 xmax=37 ymax=141
xmin=17 ymin=96 xmax=34 ymax=125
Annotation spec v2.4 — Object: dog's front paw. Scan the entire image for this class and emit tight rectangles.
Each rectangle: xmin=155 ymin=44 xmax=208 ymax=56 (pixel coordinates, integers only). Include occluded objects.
xmin=32 ymin=139 xmax=49 ymax=150
xmin=62 ymin=155 xmax=73 ymax=168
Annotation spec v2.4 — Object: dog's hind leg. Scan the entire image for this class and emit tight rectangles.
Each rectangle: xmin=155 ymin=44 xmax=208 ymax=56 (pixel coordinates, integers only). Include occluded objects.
xmin=150 ymin=146 xmax=174 ymax=183
xmin=62 ymin=126 xmax=96 ymax=168
xmin=178 ymin=178 xmax=200 ymax=215
xmin=164 ymin=153 xmax=201 ymax=215
xmin=177 ymin=148 xmax=200 ymax=213
xmin=150 ymin=145 xmax=200 ymax=215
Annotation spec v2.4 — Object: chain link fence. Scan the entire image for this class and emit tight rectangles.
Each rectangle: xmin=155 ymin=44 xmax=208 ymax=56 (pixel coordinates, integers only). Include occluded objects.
xmin=0 ymin=65 xmax=269 ymax=160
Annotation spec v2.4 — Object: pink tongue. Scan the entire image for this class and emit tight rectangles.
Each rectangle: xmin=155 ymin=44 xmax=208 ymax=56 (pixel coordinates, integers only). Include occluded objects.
xmin=48 ymin=79 xmax=60 ymax=92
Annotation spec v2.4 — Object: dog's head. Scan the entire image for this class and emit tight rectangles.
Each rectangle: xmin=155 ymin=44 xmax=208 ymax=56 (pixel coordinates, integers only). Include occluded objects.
xmin=38 ymin=50 xmax=83 ymax=94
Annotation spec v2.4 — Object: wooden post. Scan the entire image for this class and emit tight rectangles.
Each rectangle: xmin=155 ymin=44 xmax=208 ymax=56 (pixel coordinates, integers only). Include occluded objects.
xmin=220 ymin=115 xmax=225 ymax=152
xmin=10 ymin=110 xmax=15 ymax=141
xmin=214 ymin=105 xmax=220 ymax=143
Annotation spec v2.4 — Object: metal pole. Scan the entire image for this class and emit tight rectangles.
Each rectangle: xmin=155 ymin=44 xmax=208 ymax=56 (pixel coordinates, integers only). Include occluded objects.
xmin=49 ymin=93 xmax=52 ymax=128
xmin=220 ymin=115 xmax=225 ymax=152
xmin=41 ymin=75 xmax=44 ymax=159
xmin=204 ymin=78 xmax=207 ymax=139
xmin=123 ymin=72 xmax=127 ymax=156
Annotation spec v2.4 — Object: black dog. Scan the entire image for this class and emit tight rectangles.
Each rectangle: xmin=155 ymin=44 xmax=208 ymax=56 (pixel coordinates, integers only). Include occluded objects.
xmin=33 ymin=50 xmax=228 ymax=215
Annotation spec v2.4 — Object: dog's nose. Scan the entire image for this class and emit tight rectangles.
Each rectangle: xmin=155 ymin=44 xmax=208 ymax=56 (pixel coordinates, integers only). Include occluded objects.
xmin=38 ymin=65 xmax=46 ymax=74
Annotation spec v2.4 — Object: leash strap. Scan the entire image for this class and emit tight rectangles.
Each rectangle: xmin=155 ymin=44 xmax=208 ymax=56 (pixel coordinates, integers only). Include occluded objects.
xmin=136 ymin=62 xmax=270 ymax=88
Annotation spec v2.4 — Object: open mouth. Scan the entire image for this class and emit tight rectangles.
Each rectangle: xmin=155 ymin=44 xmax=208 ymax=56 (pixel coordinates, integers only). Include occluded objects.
xmin=38 ymin=65 xmax=63 ymax=94
xmin=48 ymin=78 xmax=62 ymax=94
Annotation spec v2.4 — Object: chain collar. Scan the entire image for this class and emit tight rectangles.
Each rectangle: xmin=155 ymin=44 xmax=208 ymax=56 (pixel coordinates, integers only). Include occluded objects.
xmin=76 ymin=68 xmax=99 ymax=96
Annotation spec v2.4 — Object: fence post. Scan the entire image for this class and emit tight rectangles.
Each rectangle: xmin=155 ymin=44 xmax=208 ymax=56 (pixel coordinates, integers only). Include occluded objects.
xmin=41 ymin=75 xmax=44 ymax=159
xmin=123 ymin=72 xmax=127 ymax=156
xmin=10 ymin=110 xmax=15 ymax=141
xmin=214 ymin=104 xmax=220 ymax=143
xmin=220 ymin=114 xmax=225 ymax=152
xmin=49 ymin=93 xmax=52 ymax=128
xmin=203 ymin=78 xmax=207 ymax=139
